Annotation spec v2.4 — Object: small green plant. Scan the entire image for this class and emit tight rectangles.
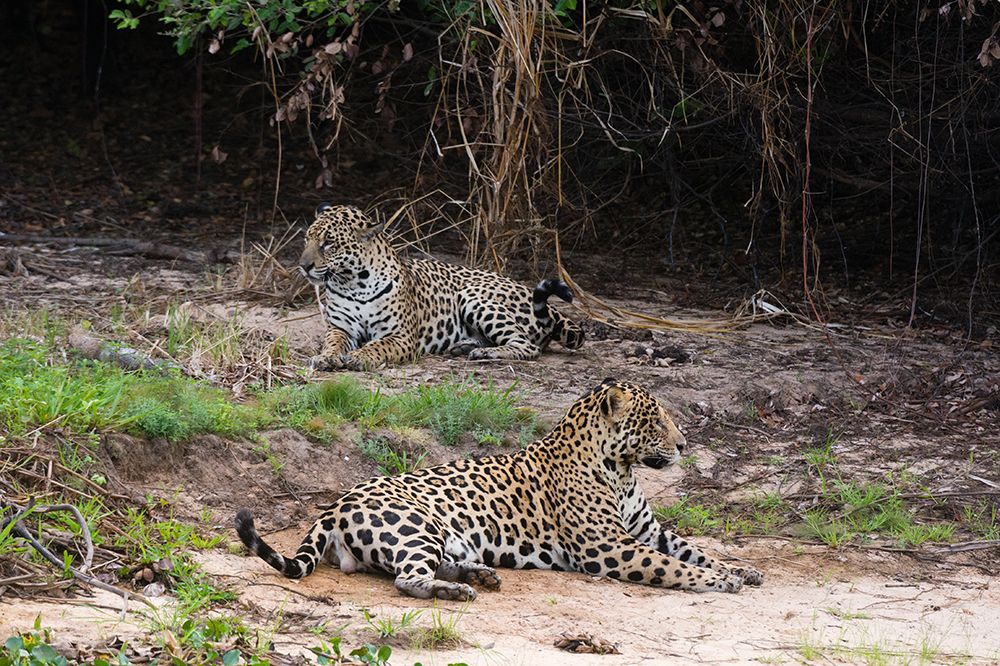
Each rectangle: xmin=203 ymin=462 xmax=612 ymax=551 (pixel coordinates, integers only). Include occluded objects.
xmin=311 ymin=638 xmax=394 ymax=666
xmin=362 ymin=608 xmax=423 ymax=640
xmin=654 ymin=498 xmax=720 ymax=536
xmin=252 ymin=441 xmax=284 ymax=475
xmin=393 ymin=378 xmax=527 ymax=446
xmin=803 ymin=432 xmax=837 ymax=491
xmin=358 ymin=434 xmax=427 ymax=476
xmin=1 ymin=616 xmax=67 ymax=666
xmin=822 ymin=607 xmax=871 ymax=621
xmin=153 ymin=615 xmax=267 ymax=666
xmin=963 ymin=501 xmax=1000 ymax=540
xmin=410 ymin=606 xmax=466 ymax=650
xmin=473 ymin=427 xmax=504 ymax=446
xmin=678 ymin=454 xmax=698 ymax=468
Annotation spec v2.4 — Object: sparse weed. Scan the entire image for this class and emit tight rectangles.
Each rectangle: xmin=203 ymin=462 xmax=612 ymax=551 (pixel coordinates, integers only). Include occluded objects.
xmin=804 ymin=431 xmax=837 ymax=491
xmin=362 ymin=608 xmax=422 ymax=640
xmin=654 ymin=498 xmax=720 ymax=536
xmin=410 ymin=606 xmax=466 ymax=650
xmin=358 ymin=434 xmax=427 ymax=476
xmin=798 ymin=481 xmax=957 ymax=549
xmin=803 ymin=509 xmax=852 ymax=548
xmin=678 ymin=454 xmax=698 ymax=468
xmin=962 ymin=501 xmax=1000 ymax=540
xmin=822 ymin=607 xmax=872 ymax=621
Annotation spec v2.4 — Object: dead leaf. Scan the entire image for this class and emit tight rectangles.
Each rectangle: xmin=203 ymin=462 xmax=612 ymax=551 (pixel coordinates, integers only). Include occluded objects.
xmin=554 ymin=633 xmax=620 ymax=655
xmin=143 ymin=582 xmax=166 ymax=597
xmin=210 ymin=145 xmax=228 ymax=164
xmin=402 ymin=42 xmax=413 ymax=61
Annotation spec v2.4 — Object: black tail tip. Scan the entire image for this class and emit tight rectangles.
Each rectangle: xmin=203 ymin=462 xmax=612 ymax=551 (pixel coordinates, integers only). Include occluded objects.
xmin=235 ymin=508 xmax=256 ymax=538
xmin=535 ymin=278 xmax=574 ymax=303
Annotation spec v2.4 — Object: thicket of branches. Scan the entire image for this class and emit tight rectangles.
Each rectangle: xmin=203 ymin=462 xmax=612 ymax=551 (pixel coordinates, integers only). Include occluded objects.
xmin=114 ymin=0 xmax=998 ymax=321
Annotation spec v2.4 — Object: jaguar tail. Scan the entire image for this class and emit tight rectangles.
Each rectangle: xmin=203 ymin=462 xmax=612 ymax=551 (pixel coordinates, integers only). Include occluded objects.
xmin=235 ymin=508 xmax=320 ymax=579
xmin=532 ymin=279 xmax=585 ymax=350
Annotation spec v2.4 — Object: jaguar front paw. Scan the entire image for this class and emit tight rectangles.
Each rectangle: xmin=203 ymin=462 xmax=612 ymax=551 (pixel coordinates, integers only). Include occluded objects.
xmin=309 ymin=354 xmax=336 ymax=371
xmin=309 ymin=352 xmax=366 ymax=371
xmin=731 ymin=567 xmax=764 ymax=586
xmin=709 ymin=572 xmax=744 ymax=593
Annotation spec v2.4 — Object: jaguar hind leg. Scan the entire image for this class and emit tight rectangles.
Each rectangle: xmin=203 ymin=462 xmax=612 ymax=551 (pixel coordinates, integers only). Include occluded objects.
xmin=448 ymin=338 xmax=483 ymax=356
xmin=436 ymin=561 xmax=502 ymax=591
xmin=390 ymin=535 xmax=477 ymax=601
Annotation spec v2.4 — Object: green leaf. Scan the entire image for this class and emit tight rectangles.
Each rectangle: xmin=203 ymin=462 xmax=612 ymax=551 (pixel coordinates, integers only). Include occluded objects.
xmin=554 ymin=0 xmax=577 ymax=17
xmin=31 ymin=643 xmax=66 ymax=664
xmin=222 ymin=649 xmax=240 ymax=666
xmin=3 ymin=637 xmax=24 ymax=654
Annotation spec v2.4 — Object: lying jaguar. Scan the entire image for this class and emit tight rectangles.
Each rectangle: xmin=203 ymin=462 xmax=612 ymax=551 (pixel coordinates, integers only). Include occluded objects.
xmin=236 ymin=379 xmax=763 ymax=600
xmin=298 ymin=203 xmax=584 ymax=370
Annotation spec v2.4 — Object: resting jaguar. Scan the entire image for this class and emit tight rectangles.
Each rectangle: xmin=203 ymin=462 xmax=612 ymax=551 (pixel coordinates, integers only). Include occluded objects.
xmin=297 ymin=204 xmax=584 ymax=370
xmin=235 ymin=379 xmax=763 ymax=600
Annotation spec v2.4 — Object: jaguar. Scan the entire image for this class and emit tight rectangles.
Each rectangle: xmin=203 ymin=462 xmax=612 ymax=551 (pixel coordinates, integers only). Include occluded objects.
xmin=298 ymin=204 xmax=585 ymax=370
xmin=236 ymin=379 xmax=763 ymax=600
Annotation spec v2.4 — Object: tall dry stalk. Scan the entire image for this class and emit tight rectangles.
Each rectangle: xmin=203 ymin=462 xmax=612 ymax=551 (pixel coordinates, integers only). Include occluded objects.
xmin=440 ymin=0 xmax=552 ymax=269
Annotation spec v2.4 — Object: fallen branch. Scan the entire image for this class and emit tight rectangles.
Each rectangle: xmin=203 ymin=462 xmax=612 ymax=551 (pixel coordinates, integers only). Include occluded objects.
xmin=0 ymin=232 xmax=231 ymax=264
xmin=68 ymin=326 xmax=182 ymax=373
xmin=934 ymin=539 xmax=1000 ymax=554
xmin=0 ymin=497 xmax=156 ymax=612
xmin=951 ymin=391 xmax=1000 ymax=418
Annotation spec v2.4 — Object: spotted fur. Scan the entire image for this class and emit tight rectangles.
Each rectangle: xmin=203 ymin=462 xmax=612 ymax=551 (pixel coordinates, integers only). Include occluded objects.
xmin=235 ymin=379 xmax=763 ymax=600
xmin=297 ymin=204 xmax=585 ymax=370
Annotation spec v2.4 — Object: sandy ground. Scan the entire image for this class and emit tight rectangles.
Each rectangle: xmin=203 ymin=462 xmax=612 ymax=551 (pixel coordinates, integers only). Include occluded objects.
xmin=2 ymin=263 xmax=999 ymax=664
xmin=4 ymin=539 xmax=997 ymax=665
xmin=204 ymin=506 xmax=1000 ymax=665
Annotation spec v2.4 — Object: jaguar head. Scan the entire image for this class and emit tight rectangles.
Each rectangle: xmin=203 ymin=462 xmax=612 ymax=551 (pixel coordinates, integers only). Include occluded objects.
xmin=590 ymin=378 xmax=686 ymax=470
xmin=298 ymin=203 xmax=385 ymax=285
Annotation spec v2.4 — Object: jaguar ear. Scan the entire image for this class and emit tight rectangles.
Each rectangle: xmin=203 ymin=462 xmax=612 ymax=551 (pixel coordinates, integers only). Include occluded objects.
xmin=599 ymin=386 xmax=629 ymax=423
xmin=315 ymin=202 xmax=333 ymax=217
xmin=356 ymin=220 xmax=386 ymax=243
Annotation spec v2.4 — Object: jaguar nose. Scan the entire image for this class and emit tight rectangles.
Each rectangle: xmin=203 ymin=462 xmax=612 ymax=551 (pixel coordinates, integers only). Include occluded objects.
xmin=676 ymin=434 xmax=686 ymax=454
xmin=298 ymin=261 xmax=313 ymax=275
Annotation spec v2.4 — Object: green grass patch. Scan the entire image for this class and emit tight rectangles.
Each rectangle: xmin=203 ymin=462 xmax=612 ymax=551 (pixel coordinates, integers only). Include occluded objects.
xmin=0 ymin=338 xmax=256 ymax=442
xmin=654 ymin=498 xmax=721 ymax=536
xmin=358 ymin=433 xmax=428 ymax=476
xmin=962 ymin=501 xmax=1000 ymax=540
xmin=796 ymin=480 xmax=956 ymax=548
xmin=1 ymin=337 xmax=532 ymax=450
xmin=255 ymin=375 xmax=534 ymax=447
